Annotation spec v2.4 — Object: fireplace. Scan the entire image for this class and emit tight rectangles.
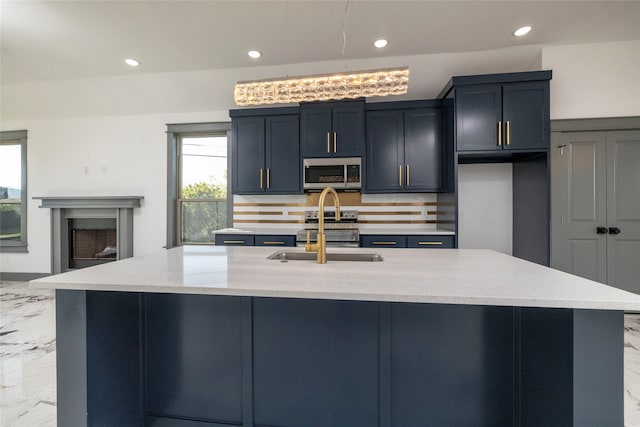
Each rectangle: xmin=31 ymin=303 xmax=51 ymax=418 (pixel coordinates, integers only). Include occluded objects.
xmin=34 ymin=196 xmax=143 ymax=273
xmin=69 ymin=218 xmax=118 ymax=269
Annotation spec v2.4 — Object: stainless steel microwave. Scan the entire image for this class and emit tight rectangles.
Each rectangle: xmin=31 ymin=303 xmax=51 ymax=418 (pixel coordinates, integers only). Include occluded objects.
xmin=303 ymin=157 xmax=362 ymax=190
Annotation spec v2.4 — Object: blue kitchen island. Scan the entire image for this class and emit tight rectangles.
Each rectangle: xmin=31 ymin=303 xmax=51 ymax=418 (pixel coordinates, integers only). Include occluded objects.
xmin=32 ymin=246 xmax=640 ymax=427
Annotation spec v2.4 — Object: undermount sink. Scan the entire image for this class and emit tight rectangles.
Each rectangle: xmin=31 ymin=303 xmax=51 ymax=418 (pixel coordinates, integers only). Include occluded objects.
xmin=268 ymin=250 xmax=383 ymax=262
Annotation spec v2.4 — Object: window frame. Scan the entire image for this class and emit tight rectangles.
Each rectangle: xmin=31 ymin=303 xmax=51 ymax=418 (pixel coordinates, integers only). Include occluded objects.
xmin=0 ymin=130 xmax=28 ymax=253
xmin=166 ymin=122 xmax=231 ymax=248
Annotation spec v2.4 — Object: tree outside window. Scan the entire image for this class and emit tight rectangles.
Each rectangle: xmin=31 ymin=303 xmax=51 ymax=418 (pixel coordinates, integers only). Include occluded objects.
xmin=178 ymin=135 xmax=228 ymax=244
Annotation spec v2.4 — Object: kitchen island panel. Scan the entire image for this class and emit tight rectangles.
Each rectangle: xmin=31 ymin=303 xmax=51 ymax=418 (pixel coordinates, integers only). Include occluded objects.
xmin=390 ymin=303 xmax=514 ymax=426
xmin=145 ymin=293 xmax=245 ymax=424
xmin=252 ymin=298 xmax=379 ymax=427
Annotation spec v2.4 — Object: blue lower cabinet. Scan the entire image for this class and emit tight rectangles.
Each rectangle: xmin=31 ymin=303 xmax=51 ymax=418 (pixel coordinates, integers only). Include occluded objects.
xmin=254 ymin=234 xmax=296 ymax=247
xmin=214 ymin=234 xmax=254 ymax=246
xmin=407 ymin=235 xmax=454 ymax=248
xmin=361 ymin=234 xmax=455 ymax=249
xmin=360 ymin=235 xmax=407 ymax=248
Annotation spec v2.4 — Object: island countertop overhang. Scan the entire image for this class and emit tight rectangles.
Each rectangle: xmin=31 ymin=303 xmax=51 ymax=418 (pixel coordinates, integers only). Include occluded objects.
xmin=30 ymin=245 xmax=640 ymax=311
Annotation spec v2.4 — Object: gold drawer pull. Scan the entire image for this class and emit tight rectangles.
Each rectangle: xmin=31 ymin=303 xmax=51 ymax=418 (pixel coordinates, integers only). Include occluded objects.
xmin=418 ymin=241 xmax=443 ymax=245
xmin=373 ymin=241 xmax=397 ymax=245
xmin=333 ymin=132 xmax=337 ymax=153
xmin=262 ymin=241 xmax=285 ymax=245
xmin=327 ymin=132 xmax=331 ymax=153
xmin=223 ymin=240 xmax=246 ymax=244
xmin=506 ymin=120 xmax=511 ymax=145
xmin=498 ymin=121 xmax=502 ymax=146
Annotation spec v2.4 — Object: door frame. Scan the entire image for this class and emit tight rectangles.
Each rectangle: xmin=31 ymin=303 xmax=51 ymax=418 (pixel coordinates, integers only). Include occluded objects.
xmin=550 ymin=116 xmax=640 ymax=271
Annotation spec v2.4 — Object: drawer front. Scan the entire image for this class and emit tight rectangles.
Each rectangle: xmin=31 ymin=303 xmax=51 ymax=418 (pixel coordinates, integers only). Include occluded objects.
xmin=255 ymin=235 xmax=296 ymax=247
xmin=407 ymin=235 xmax=455 ymax=249
xmin=360 ymin=235 xmax=407 ymax=248
xmin=215 ymin=234 xmax=255 ymax=246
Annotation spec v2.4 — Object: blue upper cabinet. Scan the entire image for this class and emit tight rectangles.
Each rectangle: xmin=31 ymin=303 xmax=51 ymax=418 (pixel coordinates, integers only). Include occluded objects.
xmin=300 ymin=100 xmax=364 ymax=157
xmin=232 ymin=113 xmax=301 ymax=195
xmin=232 ymin=117 xmax=264 ymax=194
xmin=404 ymin=108 xmax=443 ymax=191
xmin=265 ymin=116 xmax=300 ymax=193
xmin=365 ymin=110 xmax=404 ymax=192
xmin=455 ymin=79 xmax=550 ymax=152
xmin=365 ymin=106 xmax=444 ymax=193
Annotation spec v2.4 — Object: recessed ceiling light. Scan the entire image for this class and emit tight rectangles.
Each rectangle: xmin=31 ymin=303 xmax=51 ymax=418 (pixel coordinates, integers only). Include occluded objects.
xmin=248 ymin=50 xmax=262 ymax=59
xmin=374 ymin=39 xmax=388 ymax=48
xmin=124 ymin=58 xmax=141 ymax=67
xmin=513 ymin=26 xmax=532 ymax=37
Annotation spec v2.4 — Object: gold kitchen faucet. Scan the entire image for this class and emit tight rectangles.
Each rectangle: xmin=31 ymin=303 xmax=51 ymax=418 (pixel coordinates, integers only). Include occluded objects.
xmin=305 ymin=186 xmax=340 ymax=264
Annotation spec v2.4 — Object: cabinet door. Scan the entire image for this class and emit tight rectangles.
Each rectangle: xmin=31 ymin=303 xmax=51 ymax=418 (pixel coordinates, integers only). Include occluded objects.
xmin=300 ymin=105 xmax=332 ymax=157
xmin=360 ymin=235 xmax=407 ymax=248
xmin=232 ymin=117 xmax=265 ymax=194
xmin=404 ymin=108 xmax=443 ymax=191
xmin=266 ymin=115 xmax=301 ymax=193
xmin=502 ymin=81 xmax=549 ymax=150
xmin=365 ymin=110 xmax=404 ymax=192
xmin=332 ymin=102 xmax=365 ymax=156
xmin=455 ymin=84 xmax=502 ymax=152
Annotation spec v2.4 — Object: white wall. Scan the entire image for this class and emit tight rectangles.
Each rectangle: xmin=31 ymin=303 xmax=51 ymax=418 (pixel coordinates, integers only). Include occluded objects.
xmin=457 ymin=164 xmax=513 ymax=256
xmin=542 ymin=40 xmax=640 ymax=119
xmin=0 ymin=110 xmax=228 ymax=274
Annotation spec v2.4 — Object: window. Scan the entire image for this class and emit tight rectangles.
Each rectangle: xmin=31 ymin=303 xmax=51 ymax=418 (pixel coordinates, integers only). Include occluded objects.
xmin=0 ymin=130 xmax=28 ymax=252
xmin=167 ymin=123 xmax=231 ymax=247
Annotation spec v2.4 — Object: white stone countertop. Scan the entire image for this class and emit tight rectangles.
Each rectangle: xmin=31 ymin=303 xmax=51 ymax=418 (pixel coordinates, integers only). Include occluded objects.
xmin=31 ymin=246 xmax=640 ymax=311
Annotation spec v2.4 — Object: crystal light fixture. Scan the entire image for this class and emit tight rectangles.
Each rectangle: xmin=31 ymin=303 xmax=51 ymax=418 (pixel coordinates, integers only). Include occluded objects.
xmin=234 ymin=67 xmax=409 ymax=106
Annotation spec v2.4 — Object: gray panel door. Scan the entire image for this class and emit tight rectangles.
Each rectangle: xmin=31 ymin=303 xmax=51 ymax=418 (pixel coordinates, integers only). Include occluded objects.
xmin=606 ymin=130 xmax=640 ymax=292
xmin=559 ymin=132 xmax=607 ymax=283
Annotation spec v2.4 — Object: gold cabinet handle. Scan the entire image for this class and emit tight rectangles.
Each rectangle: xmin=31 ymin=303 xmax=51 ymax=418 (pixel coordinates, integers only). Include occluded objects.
xmin=498 ymin=121 xmax=502 ymax=146
xmin=373 ymin=241 xmax=397 ymax=245
xmin=259 ymin=168 xmax=263 ymax=189
xmin=398 ymin=165 xmax=403 ymax=186
xmin=333 ymin=132 xmax=337 ymax=153
xmin=506 ymin=120 xmax=511 ymax=145
xmin=327 ymin=132 xmax=331 ymax=153
xmin=262 ymin=241 xmax=285 ymax=245
xmin=417 ymin=241 xmax=443 ymax=245
xmin=406 ymin=164 xmax=410 ymax=186
xmin=267 ymin=168 xmax=270 ymax=189
xmin=223 ymin=240 xmax=245 ymax=244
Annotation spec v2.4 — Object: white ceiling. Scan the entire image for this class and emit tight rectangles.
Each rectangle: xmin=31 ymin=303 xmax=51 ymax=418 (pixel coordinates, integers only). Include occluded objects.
xmin=2 ymin=0 xmax=639 ymax=86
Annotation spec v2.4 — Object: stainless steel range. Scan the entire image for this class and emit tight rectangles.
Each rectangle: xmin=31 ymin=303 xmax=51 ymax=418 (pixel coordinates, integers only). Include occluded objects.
xmin=296 ymin=210 xmax=359 ymax=247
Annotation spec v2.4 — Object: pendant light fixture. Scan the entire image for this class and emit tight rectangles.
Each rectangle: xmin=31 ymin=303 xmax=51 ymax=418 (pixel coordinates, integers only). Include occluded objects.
xmin=233 ymin=1 xmax=409 ymax=106
xmin=234 ymin=67 xmax=409 ymax=106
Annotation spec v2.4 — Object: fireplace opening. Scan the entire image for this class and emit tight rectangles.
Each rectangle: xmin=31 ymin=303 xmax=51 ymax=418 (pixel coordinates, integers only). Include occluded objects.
xmin=68 ymin=218 xmax=117 ymax=269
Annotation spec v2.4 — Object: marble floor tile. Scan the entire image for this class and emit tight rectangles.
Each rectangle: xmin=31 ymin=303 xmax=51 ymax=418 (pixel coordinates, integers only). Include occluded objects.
xmin=2 ymin=281 xmax=640 ymax=426
xmin=1 ymin=281 xmax=56 ymax=427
